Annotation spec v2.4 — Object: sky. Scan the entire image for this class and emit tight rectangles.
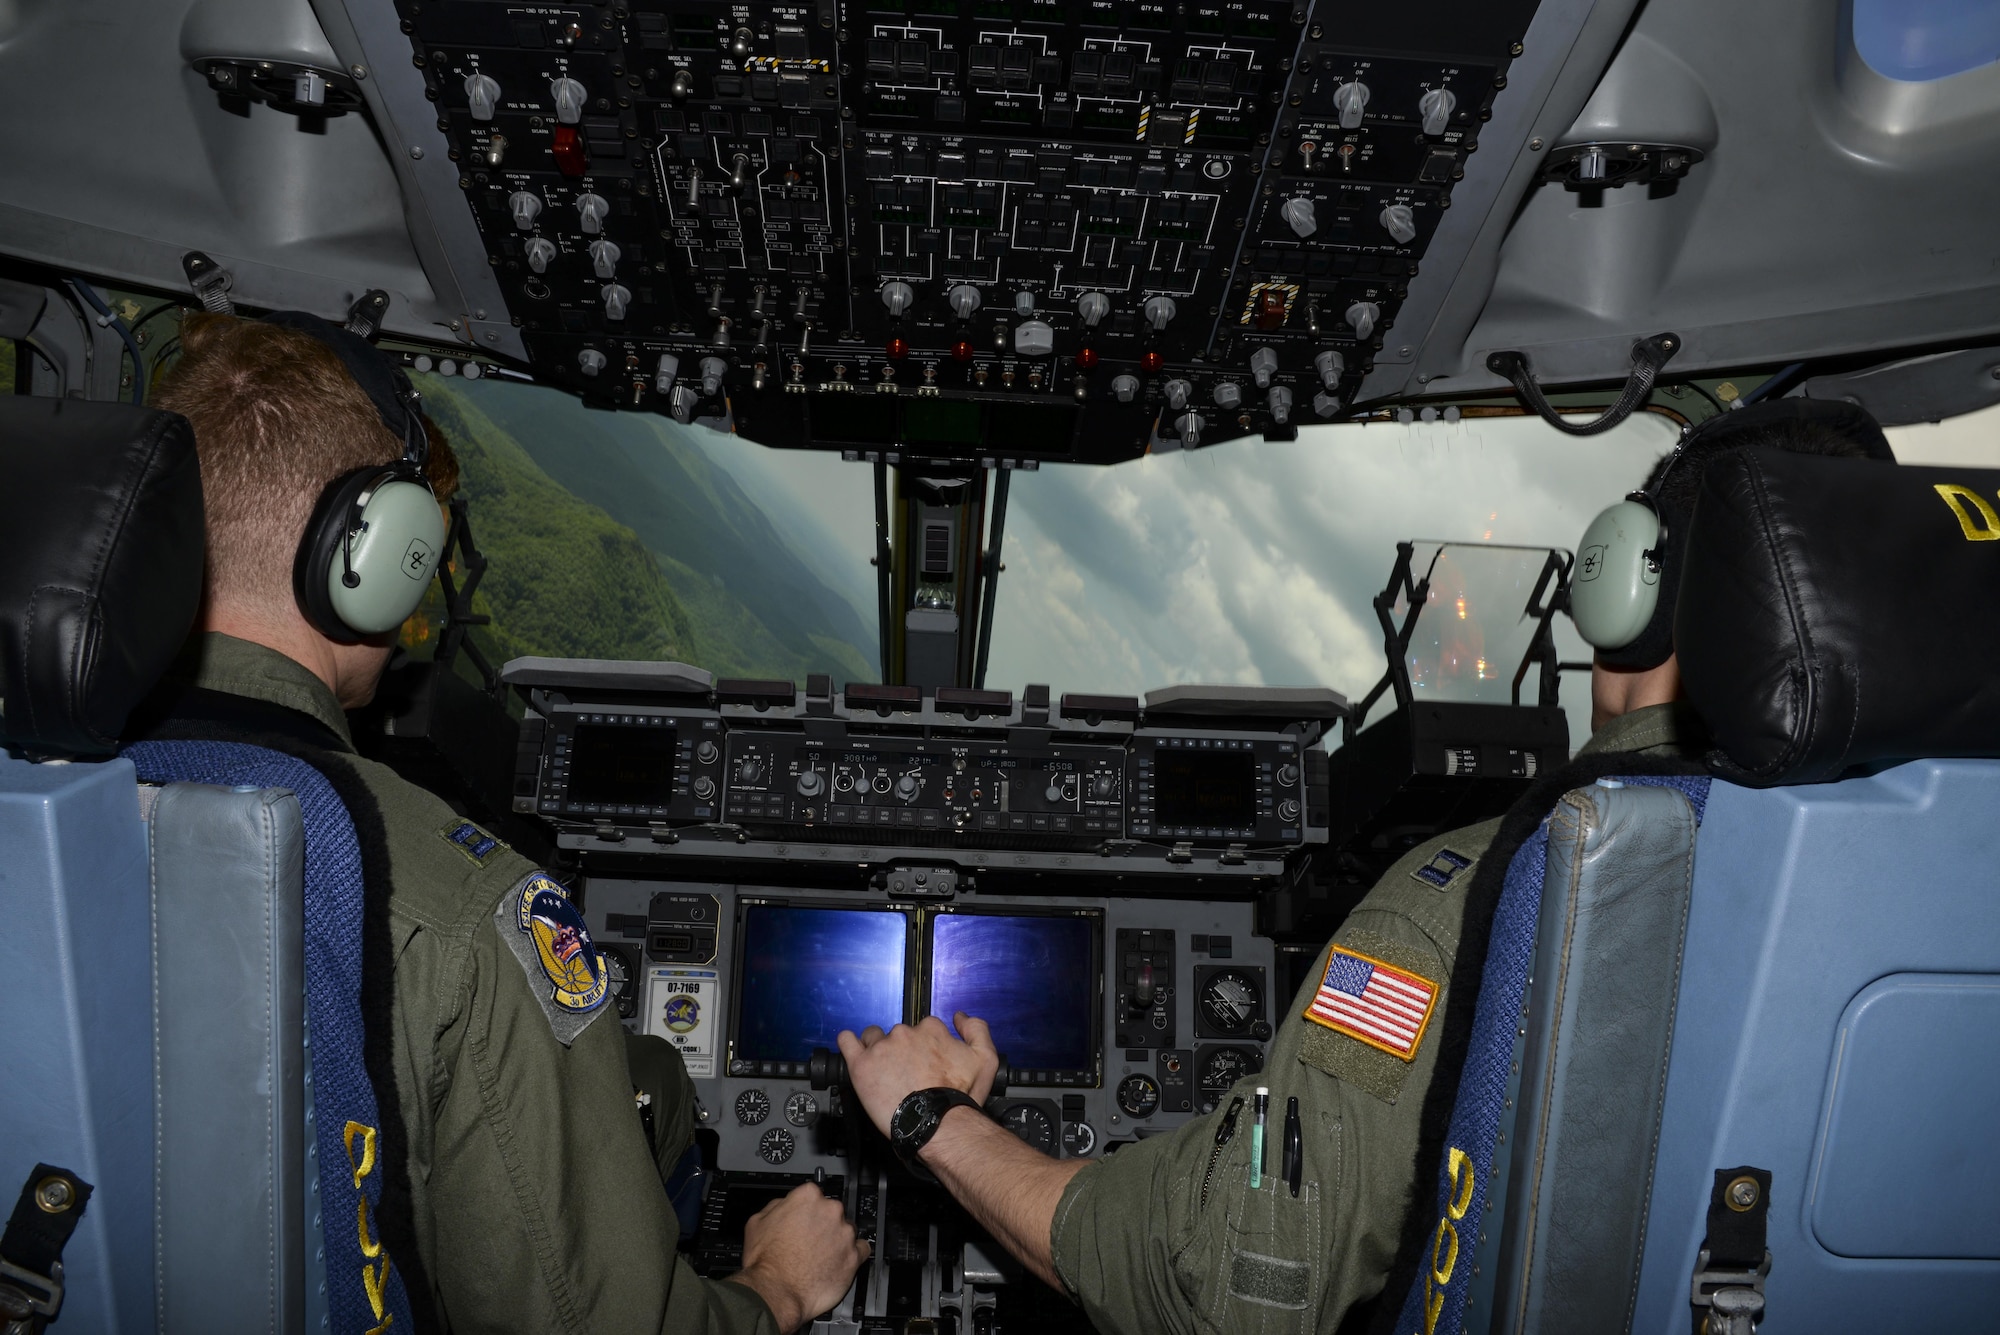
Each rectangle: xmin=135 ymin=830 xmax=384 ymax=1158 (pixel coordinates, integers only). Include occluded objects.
xmin=685 ymin=400 xmax=2000 ymax=749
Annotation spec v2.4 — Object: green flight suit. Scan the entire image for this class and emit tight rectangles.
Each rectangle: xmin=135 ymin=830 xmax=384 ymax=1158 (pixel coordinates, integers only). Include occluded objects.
xmin=1050 ymin=703 xmax=1706 ymax=1335
xmin=174 ymin=634 xmax=775 ymax=1335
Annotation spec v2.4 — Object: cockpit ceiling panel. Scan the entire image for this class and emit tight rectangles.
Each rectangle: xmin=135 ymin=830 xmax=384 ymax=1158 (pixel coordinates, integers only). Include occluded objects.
xmin=0 ymin=0 xmax=1998 ymax=422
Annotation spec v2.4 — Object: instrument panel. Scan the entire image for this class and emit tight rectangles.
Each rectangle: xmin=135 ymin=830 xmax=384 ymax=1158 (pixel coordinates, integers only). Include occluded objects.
xmin=584 ymin=879 xmax=1276 ymax=1178
xmin=396 ymin=0 xmax=1541 ymax=457
xmin=512 ymin=671 xmax=1336 ymax=877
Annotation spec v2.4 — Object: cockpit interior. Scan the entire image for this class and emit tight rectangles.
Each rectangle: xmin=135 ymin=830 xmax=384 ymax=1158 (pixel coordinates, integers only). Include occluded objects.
xmin=4 ymin=0 xmax=2000 ymax=1332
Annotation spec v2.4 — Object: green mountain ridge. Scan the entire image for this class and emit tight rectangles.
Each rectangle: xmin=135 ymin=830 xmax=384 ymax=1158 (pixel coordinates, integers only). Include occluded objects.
xmin=420 ymin=375 xmax=875 ymax=683
xmin=451 ymin=377 xmax=876 ymax=671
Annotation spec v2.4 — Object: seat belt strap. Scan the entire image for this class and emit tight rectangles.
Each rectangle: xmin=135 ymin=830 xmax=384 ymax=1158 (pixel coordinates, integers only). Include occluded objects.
xmin=0 ymin=1165 xmax=92 ymax=1334
xmin=1689 ymin=1165 xmax=1772 ymax=1335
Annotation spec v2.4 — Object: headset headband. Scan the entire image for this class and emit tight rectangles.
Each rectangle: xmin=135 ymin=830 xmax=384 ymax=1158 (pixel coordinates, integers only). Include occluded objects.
xmin=259 ymin=309 xmax=428 ymax=470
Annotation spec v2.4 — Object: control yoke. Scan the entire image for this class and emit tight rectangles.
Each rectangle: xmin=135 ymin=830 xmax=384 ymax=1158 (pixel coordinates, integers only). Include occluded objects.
xmin=810 ymin=1045 xmax=1012 ymax=1097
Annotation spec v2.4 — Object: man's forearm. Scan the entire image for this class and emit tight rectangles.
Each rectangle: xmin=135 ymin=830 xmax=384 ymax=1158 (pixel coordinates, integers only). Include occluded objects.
xmin=919 ymin=1106 xmax=1090 ymax=1291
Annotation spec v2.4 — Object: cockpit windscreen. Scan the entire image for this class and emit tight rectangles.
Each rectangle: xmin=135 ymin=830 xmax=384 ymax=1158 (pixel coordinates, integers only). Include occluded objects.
xmin=734 ymin=904 xmax=909 ymax=1063
xmin=928 ymin=911 xmax=1099 ymax=1077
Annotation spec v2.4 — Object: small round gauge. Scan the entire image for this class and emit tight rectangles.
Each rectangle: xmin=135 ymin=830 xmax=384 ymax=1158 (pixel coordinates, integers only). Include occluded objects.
xmin=785 ymin=1092 xmax=819 ymax=1127
xmin=1000 ymin=1103 xmax=1057 ymax=1154
xmin=1200 ymin=969 xmax=1264 ymax=1037
xmin=1061 ymin=1121 xmax=1097 ymax=1157
xmin=599 ymin=945 xmax=635 ymax=1019
xmin=735 ymin=1089 xmax=771 ymax=1126
xmin=1116 ymin=1074 xmax=1161 ymax=1119
xmin=758 ymin=1127 xmax=796 ymax=1165
xmin=1197 ymin=1046 xmax=1263 ymax=1105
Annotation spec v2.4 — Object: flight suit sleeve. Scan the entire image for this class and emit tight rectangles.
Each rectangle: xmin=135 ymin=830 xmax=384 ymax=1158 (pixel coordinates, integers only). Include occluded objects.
xmin=420 ymin=869 xmax=777 ymax=1335
xmin=1050 ymin=820 xmax=1501 ymax=1335
xmin=626 ymin=1030 xmax=699 ymax=1185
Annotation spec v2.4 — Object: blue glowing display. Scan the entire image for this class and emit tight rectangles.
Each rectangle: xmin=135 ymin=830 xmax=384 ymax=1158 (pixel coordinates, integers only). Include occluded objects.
xmin=735 ymin=905 xmax=908 ymax=1062
xmin=929 ymin=913 xmax=1098 ymax=1072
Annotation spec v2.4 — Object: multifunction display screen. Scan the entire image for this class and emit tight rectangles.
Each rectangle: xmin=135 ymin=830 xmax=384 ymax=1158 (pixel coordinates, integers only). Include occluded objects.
xmin=1152 ymin=750 xmax=1258 ymax=829
xmin=734 ymin=905 xmax=908 ymax=1063
xmin=928 ymin=912 xmax=1098 ymax=1075
xmin=567 ymin=723 xmax=677 ymax=808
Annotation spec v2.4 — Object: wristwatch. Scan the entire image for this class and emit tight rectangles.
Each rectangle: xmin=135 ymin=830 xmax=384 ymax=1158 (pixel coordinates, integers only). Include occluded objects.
xmin=888 ymin=1087 xmax=982 ymax=1170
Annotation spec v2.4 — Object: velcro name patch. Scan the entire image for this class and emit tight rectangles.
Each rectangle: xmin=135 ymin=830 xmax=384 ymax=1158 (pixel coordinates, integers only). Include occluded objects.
xmin=496 ymin=872 xmax=610 ymax=1045
xmin=438 ymin=820 xmax=505 ymax=867
xmin=1304 ymin=946 xmax=1439 ymax=1063
xmin=1410 ymin=847 xmax=1474 ymax=890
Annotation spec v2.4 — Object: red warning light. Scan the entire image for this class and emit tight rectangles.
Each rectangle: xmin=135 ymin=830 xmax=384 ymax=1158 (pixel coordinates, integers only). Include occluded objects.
xmin=952 ymin=340 xmax=974 ymax=362
xmin=886 ymin=337 xmax=909 ymax=360
xmin=551 ymin=125 xmax=589 ymax=178
xmin=1076 ymin=347 xmax=1099 ymax=369
xmin=1141 ymin=350 xmax=1164 ymax=374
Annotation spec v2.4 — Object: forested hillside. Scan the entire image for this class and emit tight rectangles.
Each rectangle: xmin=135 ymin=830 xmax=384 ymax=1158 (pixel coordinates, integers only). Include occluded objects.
xmin=416 ymin=374 xmax=876 ymax=683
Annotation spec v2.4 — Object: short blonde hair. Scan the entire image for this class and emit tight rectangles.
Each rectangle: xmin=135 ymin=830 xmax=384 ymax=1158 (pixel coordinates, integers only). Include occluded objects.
xmin=151 ymin=313 xmax=457 ymax=615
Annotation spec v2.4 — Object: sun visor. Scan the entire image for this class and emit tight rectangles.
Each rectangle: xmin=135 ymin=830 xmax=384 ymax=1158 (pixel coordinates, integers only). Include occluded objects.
xmin=1676 ymin=448 xmax=2000 ymax=785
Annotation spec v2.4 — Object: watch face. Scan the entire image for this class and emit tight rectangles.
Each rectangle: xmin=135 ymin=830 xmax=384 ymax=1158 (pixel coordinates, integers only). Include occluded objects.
xmin=892 ymin=1091 xmax=939 ymax=1148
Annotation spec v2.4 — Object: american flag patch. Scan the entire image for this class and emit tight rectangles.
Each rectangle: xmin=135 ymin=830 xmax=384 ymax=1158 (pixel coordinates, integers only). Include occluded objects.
xmin=1304 ymin=946 xmax=1439 ymax=1062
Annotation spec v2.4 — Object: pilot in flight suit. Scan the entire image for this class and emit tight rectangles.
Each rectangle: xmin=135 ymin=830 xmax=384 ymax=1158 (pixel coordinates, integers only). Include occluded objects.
xmin=1040 ymin=406 xmax=1891 ymax=1333
xmin=132 ymin=313 xmax=862 ymax=1335
xmin=1045 ymin=701 xmax=1704 ymax=1335
xmin=838 ymin=401 xmax=1893 ymax=1335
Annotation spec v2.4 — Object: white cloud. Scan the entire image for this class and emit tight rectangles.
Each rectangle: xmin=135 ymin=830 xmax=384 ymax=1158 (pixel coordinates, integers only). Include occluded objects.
xmin=986 ymin=412 xmax=1681 ymax=746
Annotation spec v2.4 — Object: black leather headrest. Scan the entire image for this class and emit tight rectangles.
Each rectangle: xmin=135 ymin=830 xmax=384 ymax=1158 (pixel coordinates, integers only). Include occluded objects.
xmin=1677 ymin=447 xmax=2000 ymax=785
xmin=0 ymin=399 xmax=204 ymax=758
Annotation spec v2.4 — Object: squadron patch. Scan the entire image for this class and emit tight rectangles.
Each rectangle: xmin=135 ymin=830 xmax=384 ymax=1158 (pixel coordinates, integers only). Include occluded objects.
xmin=439 ymin=820 xmax=505 ymax=867
xmin=496 ymin=872 xmax=609 ymax=1045
xmin=1410 ymin=847 xmax=1475 ymax=890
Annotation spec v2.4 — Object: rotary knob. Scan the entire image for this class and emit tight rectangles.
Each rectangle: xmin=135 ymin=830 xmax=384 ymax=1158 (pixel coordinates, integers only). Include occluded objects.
xmin=1314 ymin=349 xmax=1346 ymax=389
xmin=509 ymin=190 xmax=542 ymax=231
xmin=1279 ymin=196 xmax=1317 ymax=238
xmin=1333 ymin=80 xmax=1371 ymax=129
xmin=1077 ymin=291 xmax=1111 ymax=327
xmin=795 ymin=771 xmax=825 ymax=798
xmin=692 ymin=776 xmax=716 ymax=801
xmin=1176 ymin=411 xmax=1204 ymax=448
xmin=577 ymin=348 xmax=607 ymax=376
xmin=736 ymin=756 xmax=763 ymax=784
xmin=588 ymin=238 xmax=620 ymax=279
xmin=1014 ymin=320 xmax=1055 ymax=357
xmin=523 ymin=237 xmax=556 ymax=274
xmin=1267 ymin=385 xmax=1293 ymax=425
xmin=549 ymin=76 xmax=587 ymax=125
xmin=1279 ymin=799 xmax=1301 ymax=822
xmin=465 ymin=72 xmax=501 ymax=121
xmin=948 ymin=284 xmax=982 ymax=319
xmin=669 ymin=385 xmax=698 ymax=421
xmin=1276 ymin=763 xmax=1299 ymax=787
xmin=700 ymin=356 xmax=727 ymax=397
xmin=1346 ymin=301 xmax=1380 ymax=342
xmin=655 ymin=353 xmax=680 ymax=394
xmin=696 ymin=740 xmax=719 ymax=764
xmin=1143 ymin=295 xmax=1177 ymax=332
xmin=1419 ymin=87 xmax=1457 ymax=137
xmin=895 ymin=773 xmax=920 ymax=802
xmin=601 ymin=284 xmax=632 ymax=320
xmin=575 ymin=192 xmax=609 ymax=235
xmin=1162 ymin=378 xmax=1193 ymax=411
xmin=1380 ymin=203 xmax=1417 ymax=245
xmin=1212 ymin=381 xmax=1243 ymax=409
xmin=1111 ymin=374 xmax=1140 ymax=403
xmin=1249 ymin=347 xmax=1279 ymax=389
xmin=881 ymin=280 xmax=915 ymax=316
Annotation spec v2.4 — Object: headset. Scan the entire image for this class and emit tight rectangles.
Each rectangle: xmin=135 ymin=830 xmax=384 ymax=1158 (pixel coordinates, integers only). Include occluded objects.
xmin=1568 ymin=454 xmax=1682 ymax=653
xmin=1567 ymin=397 xmax=1898 ymax=659
xmin=264 ymin=308 xmax=448 ymax=642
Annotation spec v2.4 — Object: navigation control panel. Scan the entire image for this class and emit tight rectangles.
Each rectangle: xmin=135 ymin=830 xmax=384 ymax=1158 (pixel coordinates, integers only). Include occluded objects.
xmin=396 ymin=0 xmax=1542 ymax=457
xmin=511 ymin=667 xmax=1339 ymax=878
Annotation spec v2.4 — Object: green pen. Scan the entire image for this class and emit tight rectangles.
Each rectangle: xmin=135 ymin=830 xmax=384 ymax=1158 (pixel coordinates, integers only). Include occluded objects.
xmin=1249 ymin=1086 xmax=1270 ymax=1189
